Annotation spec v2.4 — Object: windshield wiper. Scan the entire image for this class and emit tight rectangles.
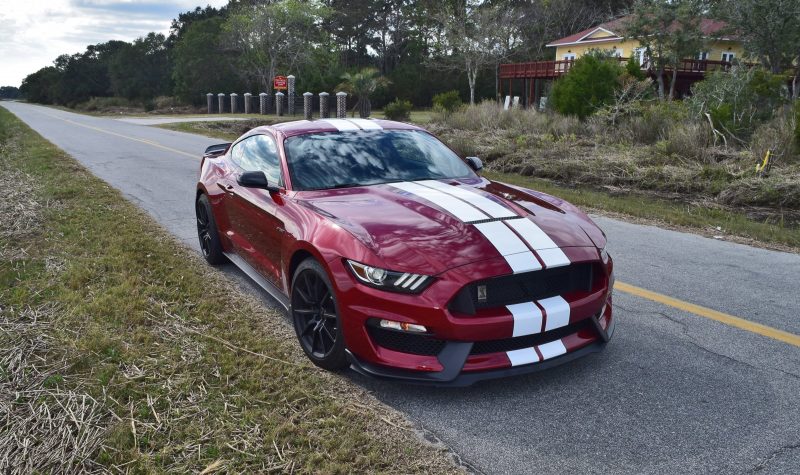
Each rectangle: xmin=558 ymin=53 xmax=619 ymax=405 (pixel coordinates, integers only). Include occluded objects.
xmin=330 ymin=183 xmax=363 ymax=189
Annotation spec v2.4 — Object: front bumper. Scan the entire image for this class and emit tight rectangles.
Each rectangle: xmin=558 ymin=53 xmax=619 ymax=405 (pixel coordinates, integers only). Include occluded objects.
xmin=347 ymin=311 xmax=614 ymax=387
xmin=327 ymin=251 xmax=615 ymax=385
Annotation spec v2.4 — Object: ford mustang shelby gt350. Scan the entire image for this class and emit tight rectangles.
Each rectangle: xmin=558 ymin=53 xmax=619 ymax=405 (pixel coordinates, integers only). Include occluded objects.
xmin=196 ymin=118 xmax=614 ymax=385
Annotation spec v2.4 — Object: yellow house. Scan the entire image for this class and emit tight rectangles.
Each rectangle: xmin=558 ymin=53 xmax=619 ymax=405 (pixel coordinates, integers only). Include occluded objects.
xmin=545 ymin=15 xmax=744 ymax=66
xmin=499 ymin=15 xmax=745 ymax=104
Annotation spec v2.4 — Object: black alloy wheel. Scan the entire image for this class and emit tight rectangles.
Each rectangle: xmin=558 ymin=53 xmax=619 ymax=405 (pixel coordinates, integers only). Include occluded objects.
xmin=195 ymin=194 xmax=226 ymax=265
xmin=291 ymin=258 xmax=348 ymax=370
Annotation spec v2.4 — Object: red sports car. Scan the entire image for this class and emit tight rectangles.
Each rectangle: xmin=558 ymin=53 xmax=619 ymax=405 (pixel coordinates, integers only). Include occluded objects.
xmin=196 ymin=118 xmax=614 ymax=386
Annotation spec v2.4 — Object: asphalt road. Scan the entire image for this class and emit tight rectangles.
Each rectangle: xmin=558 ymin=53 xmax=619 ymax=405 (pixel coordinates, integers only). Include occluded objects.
xmin=4 ymin=102 xmax=799 ymax=474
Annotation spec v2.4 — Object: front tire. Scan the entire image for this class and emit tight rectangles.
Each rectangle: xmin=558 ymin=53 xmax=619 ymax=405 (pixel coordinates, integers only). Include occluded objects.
xmin=291 ymin=258 xmax=348 ymax=370
xmin=196 ymin=194 xmax=227 ymax=265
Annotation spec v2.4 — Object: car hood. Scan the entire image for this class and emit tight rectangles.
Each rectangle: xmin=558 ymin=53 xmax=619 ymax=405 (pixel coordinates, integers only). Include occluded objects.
xmin=297 ymin=178 xmax=603 ymax=275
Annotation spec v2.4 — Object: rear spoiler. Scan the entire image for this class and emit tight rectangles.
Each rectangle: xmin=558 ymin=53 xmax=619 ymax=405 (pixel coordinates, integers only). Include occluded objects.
xmin=203 ymin=143 xmax=232 ymax=158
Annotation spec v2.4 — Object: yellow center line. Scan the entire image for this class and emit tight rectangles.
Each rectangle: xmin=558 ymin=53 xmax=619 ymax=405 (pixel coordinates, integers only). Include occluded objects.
xmin=40 ymin=110 xmax=198 ymax=159
xmin=616 ymin=281 xmax=800 ymax=348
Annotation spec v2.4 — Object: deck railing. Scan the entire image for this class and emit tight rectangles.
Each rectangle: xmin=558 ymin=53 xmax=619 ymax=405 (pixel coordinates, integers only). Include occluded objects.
xmin=499 ymin=58 xmax=737 ymax=79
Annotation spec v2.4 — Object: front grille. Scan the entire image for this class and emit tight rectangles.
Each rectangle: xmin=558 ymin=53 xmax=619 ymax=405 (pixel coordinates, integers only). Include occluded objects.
xmin=367 ymin=326 xmax=446 ymax=356
xmin=470 ymin=318 xmax=593 ymax=355
xmin=449 ymin=263 xmax=595 ymax=315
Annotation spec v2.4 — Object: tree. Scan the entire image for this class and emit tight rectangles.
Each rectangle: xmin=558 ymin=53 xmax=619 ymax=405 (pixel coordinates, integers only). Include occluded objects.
xmin=20 ymin=67 xmax=62 ymax=104
xmin=719 ymin=0 xmax=800 ymax=97
xmin=430 ymin=1 xmax=520 ymax=104
xmin=550 ymin=51 xmax=623 ymax=118
xmin=108 ymin=33 xmax=171 ymax=100
xmin=0 ymin=86 xmax=21 ymax=99
xmin=223 ymin=0 xmax=331 ymax=92
xmin=172 ymin=17 xmax=241 ymax=103
xmin=337 ymin=67 xmax=391 ymax=117
xmin=626 ymin=0 xmax=706 ymax=100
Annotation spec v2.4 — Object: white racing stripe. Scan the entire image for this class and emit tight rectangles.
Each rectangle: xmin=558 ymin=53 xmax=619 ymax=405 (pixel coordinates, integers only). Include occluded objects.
xmin=505 ymin=218 xmax=571 ymax=268
xmin=473 ymin=221 xmax=541 ymax=273
xmin=416 ymin=180 xmax=517 ymax=219
xmin=389 ymin=182 xmax=488 ymax=223
xmin=506 ymin=347 xmax=540 ymax=366
xmin=322 ymin=118 xmax=360 ymax=131
xmin=347 ymin=118 xmax=383 ymax=130
xmin=537 ymin=339 xmax=567 ymax=360
xmin=539 ymin=296 xmax=571 ymax=331
xmin=507 ymin=302 xmax=544 ymax=337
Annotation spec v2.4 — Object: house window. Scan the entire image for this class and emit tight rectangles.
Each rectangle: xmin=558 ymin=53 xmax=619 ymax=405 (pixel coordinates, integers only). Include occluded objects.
xmin=721 ymin=52 xmax=735 ymax=62
xmin=698 ymin=51 xmax=709 ymax=61
xmin=563 ymin=53 xmax=576 ymax=61
xmin=634 ymin=48 xmax=647 ymax=66
xmin=612 ymin=48 xmax=623 ymax=57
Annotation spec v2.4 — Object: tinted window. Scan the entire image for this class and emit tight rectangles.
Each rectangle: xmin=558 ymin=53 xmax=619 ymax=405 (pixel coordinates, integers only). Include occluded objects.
xmin=230 ymin=134 xmax=282 ymax=185
xmin=283 ymin=130 xmax=475 ymax=191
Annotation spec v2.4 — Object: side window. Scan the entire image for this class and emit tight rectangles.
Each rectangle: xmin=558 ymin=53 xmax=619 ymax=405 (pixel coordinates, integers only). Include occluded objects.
xmin=231 ymin=135 xmax=282 ymax=186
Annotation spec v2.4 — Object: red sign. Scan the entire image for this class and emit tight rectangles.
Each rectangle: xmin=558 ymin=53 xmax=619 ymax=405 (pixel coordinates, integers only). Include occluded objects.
xmin=273 ymin=76 xmax=288 ymax=90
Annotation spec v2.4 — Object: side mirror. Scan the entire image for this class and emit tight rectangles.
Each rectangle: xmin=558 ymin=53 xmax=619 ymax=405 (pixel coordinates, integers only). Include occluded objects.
xmin=237 ymin=171 xmax=279 ymax=193
xmin=466 ymin=156 xmax=483 ymax=172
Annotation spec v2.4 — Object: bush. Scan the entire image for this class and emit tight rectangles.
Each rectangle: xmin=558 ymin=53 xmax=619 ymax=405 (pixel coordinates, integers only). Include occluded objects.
xmin=432 ymin=90 xmax=462 ymax=117
xmin=550 ymin=51 xmax=622 ymax=119
xmin=625 ymin=56 xmax=646 ymax=80
xmin=664 ymin=122 xmax=713 ymax=162
xmin=795 ymin=101 xmax=800 ymax=149
xmin=383 ymin=98 xmax=412 ymax=121
xmin=751 ymin=112 xmax=799 ymax=164
xmin=687 ymin=66 xmax=789 ymax=142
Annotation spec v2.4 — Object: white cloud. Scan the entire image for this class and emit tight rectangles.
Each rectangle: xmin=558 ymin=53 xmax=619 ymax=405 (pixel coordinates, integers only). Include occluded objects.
xmin=0 ymin=0 xmax=228 ymax=87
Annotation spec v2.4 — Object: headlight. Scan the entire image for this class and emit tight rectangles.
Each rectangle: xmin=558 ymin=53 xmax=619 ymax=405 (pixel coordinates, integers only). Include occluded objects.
xmin=346 ymin=259 xmax=433 ymax=293
xmin=599 ymin=247 xmax=609 ymax=264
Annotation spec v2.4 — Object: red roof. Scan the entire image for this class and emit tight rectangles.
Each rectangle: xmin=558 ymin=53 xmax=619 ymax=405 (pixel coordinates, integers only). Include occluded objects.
xmin=546 ymin=15 xmax=731 ymax=47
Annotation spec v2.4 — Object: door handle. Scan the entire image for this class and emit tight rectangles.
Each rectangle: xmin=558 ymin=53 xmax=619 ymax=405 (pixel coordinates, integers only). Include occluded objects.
xmin=218 ymin=183 xmax=235 ymax=194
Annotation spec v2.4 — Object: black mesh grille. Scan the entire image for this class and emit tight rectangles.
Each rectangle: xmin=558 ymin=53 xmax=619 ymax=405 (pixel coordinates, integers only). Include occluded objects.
xmin=449 ymin=263 xmax=595 ymax=315
xmin=367 ymin=326 xmax=446 ymax=356
xmin=470 ymin=318 xmax=594 ymax=355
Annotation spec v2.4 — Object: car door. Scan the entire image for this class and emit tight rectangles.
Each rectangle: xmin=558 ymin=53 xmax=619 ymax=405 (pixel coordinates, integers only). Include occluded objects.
xmin=222 ymin=134 xmax=286 ymax=286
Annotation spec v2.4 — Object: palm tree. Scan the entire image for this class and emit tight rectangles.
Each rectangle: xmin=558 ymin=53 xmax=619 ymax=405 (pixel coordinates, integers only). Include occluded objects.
xmin=336 ymin=68 xmax=391 ymax=118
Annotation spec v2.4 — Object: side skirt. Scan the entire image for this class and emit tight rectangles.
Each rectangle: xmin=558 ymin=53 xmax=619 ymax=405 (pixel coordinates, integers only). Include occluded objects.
xmin=224 ymin=252 xmax=290 ymax=310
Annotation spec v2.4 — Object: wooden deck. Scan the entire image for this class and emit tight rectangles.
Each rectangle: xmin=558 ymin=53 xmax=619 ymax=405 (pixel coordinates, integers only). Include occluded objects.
xmin=499 ymin=58 xmax=735 ymax=80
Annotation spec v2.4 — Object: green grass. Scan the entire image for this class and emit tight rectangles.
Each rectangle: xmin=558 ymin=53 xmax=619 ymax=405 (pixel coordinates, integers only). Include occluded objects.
xmin=0 ymin=107 xmax=459 ymax=473
xmin=485 ymin=171 xmax=800 ymax=249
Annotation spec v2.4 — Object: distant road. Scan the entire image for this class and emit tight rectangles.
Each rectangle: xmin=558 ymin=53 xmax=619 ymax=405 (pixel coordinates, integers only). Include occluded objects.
xmin=4 ymin=101 xmax=799 ymax=474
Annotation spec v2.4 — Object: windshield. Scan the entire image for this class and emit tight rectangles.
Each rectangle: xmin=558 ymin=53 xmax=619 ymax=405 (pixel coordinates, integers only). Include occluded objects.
xmin=283 ymin=130 xmax=475 ymax=191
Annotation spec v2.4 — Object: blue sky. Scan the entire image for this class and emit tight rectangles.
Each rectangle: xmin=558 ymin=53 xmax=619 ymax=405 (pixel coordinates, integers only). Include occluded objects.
xmin=1 ymin=0 xmax=228 ymax=87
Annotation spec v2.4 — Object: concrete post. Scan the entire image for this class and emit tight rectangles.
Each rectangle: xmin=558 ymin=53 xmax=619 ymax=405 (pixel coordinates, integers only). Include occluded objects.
xmin=230 ymin=93 xmax=238 ymax=114
xmin=287 ymin=75 xmax=296 ymax=115
xmin=206 ymin=93 xmax=214 ymax=114
xmin=336 ymin=92 xmax=347 ymax=118
xmin=319 ymin=92 xmax=330 ymax=118
xmin=259 ymin=93 xmax=268 ymax=115
xmin=303 ymin=92 xmax=313 ymax=120
xmin=244 ymin=92 xmax=252 ymax=114
xmin=218 ymin=93 xmax=225 ymax=113
xmin=276 ymin=92 xmax=284 ymax=116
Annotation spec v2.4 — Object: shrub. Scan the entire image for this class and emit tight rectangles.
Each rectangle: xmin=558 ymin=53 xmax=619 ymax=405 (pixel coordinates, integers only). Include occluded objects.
xmin=383 ymin=98 xmax=412 ymax=121
xmin=550 ymin=51 xmax=622 ymax=119
xmin=625 ymin=56 xmax=646 ymax=80
xmin=795 ymin=101 xmax=800 ymax=149
xmin=432 ymin=90 xmax=462 ymax=117
xmin=664 ymin=122 xmax=713 ymax=162
xmin=687 ymin=66 xmax=789 ymax=142
xmin=750 ymin=112 xmax=799 ymax=164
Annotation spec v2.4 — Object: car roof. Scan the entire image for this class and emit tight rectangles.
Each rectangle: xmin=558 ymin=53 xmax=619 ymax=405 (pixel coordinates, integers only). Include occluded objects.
xmin=248 ymin=118 xmax=425 ymax=138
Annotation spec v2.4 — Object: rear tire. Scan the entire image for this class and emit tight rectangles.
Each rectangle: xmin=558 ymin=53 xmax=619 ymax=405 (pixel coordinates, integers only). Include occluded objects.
xmin=291 ymin=258 xmax=348 ymax=370
xmin=196 ymin=194 xmax=227 ymax=265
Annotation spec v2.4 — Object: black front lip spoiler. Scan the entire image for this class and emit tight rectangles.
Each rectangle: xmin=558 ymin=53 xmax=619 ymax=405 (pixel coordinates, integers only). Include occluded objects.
xmin=347 ymin=316 xmax=613 ymax=387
